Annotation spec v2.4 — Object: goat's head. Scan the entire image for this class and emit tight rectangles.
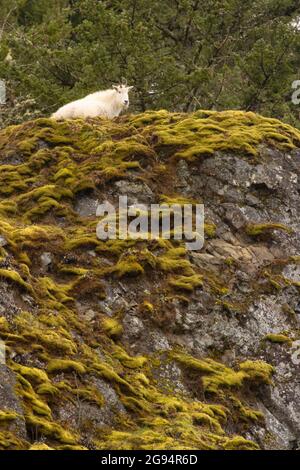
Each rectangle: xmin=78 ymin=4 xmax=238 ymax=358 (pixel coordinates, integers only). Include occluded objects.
xmin=112 ymin=83 xmax=134 ymax=108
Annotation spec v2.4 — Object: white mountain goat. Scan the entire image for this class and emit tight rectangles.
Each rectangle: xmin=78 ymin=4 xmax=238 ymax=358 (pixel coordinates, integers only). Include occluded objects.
xmin=51 ymin=83 xmax=133 ymax=120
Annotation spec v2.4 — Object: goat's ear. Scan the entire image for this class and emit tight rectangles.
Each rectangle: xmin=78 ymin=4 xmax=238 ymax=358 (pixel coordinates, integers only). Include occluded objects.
xmin=128 ymin=86 xmax=134 ymax=91
xmin=112 ymin=84 xmax=118 ymax=90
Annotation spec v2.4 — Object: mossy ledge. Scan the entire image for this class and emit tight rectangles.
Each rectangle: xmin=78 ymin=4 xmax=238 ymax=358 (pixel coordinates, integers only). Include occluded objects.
xmin=0 ymin=110 xmax=299 ymax=450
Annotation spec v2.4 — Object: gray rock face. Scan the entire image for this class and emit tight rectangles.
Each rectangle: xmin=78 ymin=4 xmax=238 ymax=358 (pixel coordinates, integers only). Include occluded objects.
xmin=117 ymin=146 xmax=300 ymax=449
xmin=74 ymin=195 xmax=99 ymax=217
xmin=0 ymin=365 xmax=26 ymax=439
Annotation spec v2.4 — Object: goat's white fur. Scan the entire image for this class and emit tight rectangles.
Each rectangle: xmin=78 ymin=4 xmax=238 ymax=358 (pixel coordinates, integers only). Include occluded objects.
xmin=51 ymin=84 xmax=133 ymax=120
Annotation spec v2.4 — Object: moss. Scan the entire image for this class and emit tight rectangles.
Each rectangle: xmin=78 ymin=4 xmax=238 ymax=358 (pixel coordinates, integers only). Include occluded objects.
xmin=216 ymin=300 xmax=241 ymax=315
xmin=65 ymin=236 xmax=99 ymax=251
xmin=36 ymin=383 xmax=60 ymax=397
xmin=16 ymin=374 xmax=52 ymax=418
xmin=58 ymin=266 xmax=89 ymax=276
xmin=224 ymin=257 xmax=235 ymax=267
xmin=71 ymin=387 xmax=104 ymax=407
xmin=0 ymin=410 xmax=20 ymax=422
xmin=230 ymin=396 xmax=263 ymax=422
xmin=37 ymin=276 xmax=74 ymax=304
xmin=171 ymin=351 xmax=273 ymax=393
xmin=47 ymin=359 xmax=87 ymax=375
xmin=204 ymin=223 xmax=217 ymax=238
xmin=91 ymin=361 xmax=132 ymax=389
xmin=239 ymin=360 xmax=274 ymax=384
xmin=223 ymin=436 xmax=259 ymax=450
xmin=102 ymin=317 xmax=123 ymax=338
xmin=113 ymin=346 xmax=148 ymax=369
xmin=192 ymin=412 xmax=224 ymax=434
xmin=29 ymin=442 xmax=54 ymax=450
xmin=17 ymin=138 xmax=37 ymax=154
xmin=160 ymin=194 xmax=200 ymax=206
xmin=25 ymin=413 xmax=78 ymax=444
xmin=0 ymin=431 xmax=28 ymax=450
xmin=169 ymin=274 xmax=203 ymax=292
xmin=0 ymin=268 xmax=33 ymax=293
xmin=11 ymin=225 xmax=65 ymax=249
xmin=120 ymin=396 xmax=152 ymax=413
xmin=144 ymin=110 xmax=300 ymax=161
xmin=245 ymin=222 xmax=293 ymax=236
xmin=264 ymin=333 xmax=292 ymax=345
xmin=113 ymin=255 xmax=144 ymax=278
xmin=57 ymin=444 xmax=88 ymax=450
xmin=158 ymin=247 xmax=193 ymax=275
xmin=0 ymin=317 xmax=9 ymax=331
xmin=13 ymin=311 xmax=77 ymax=355
xmin=142 ymin=301 xmax=154 ymax=313
xmin=53 ymin=168 xmax=75 ymax=181
xmin=12 ymin=364 xmax=50 ymax=385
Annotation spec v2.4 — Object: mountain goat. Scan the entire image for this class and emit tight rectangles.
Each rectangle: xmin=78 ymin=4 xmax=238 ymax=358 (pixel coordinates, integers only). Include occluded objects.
xmin=51 ymin=83 xmax=133 ymax=120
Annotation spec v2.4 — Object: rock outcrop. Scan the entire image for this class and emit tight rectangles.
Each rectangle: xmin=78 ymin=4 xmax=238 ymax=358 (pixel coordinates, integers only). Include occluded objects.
xmin=0 ymin=110 xmax=299 ymax=450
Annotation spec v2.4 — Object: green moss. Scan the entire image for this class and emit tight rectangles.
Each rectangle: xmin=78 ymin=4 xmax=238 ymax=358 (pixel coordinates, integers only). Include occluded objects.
xmin=160 ymin=194 xmax=200 ymax=205
xmin=113 ymin=346 xmax=148 ymax=369
xmin=29 ymin=442 xmax=54 ymax=450
xmin=56 ymin=444 xmax=88 ymax=450
xmin=59 ymin=266 xmax=89 ymax=277
xmin=71 ymin=387 xmax=104 ymax=407
xmin=102 ymin=317 xmax=123 ymax=338
xmin=0 ymin=268 xmax=33 ymax=293
xmin=17 ymin=138 xmax=37 ymax=154
xmin=16 ymin=375 xmax=52 ymax=417
xmin=0 ymin=431 xmax=28 ymax=450
xmin=65 ymin=236 xmax=99 ymax=251
xmin=245 ymin=222 xmax=293 ymax=236
xmin=47 ymin=359 xmax=87 ymax=375
xmin=13 ymin=311 xmax=77 ymax=355
xmin=230 ymin=397 xmax=263 ymax=423
xmin=169 ymin=274 xmax=203 ymax=292
xmin=171 ymin=351 xmax=273 ymax=393
xmin=216 ymin=300 xmax=241 ymax=315
xmin=36 ymin=383 xmax=60 ymax=397
xmin=113 ymin=255 xmax=144 ymax=278
xmin=142 ymin=301 xmax=154 ymax=313
xmin=12 ymin=364 xmax=50 ymax=384
xmin=224 ymin=257 xmax=235 ymax=267
xmin=158 ymin=247 xmax=193 ymax=274
xmin=264 ymin=333 xmax=292 ymax=345
xmin=223 ymin=436 xmax=259 ymax=450
xmin=204 ymin=223 xmax=217 ymax=238
xmin=239 ymin=360 xmax=274 ymax=384
xmin=25 ymin=414 xmax=78 ymax=444
xmin=0 ymin=410 xmax=20 ymax=422
xmin=0 ymin=317 xmax=9 ymax=331
xmin=145 ymin=110 xmax=300 ymax=161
